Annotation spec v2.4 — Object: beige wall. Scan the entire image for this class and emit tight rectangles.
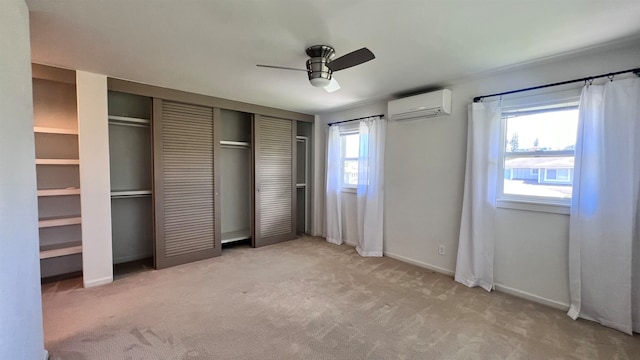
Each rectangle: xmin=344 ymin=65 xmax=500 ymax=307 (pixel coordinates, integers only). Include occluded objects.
xmin=0 ymin=1 xmax=47 ymax=359
xmin=316 ymin=40 xmax=640 ymax=308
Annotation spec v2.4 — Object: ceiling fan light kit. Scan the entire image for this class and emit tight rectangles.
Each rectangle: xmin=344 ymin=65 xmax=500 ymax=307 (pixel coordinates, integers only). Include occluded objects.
xmin=257 ymin=44 xmax=375 ymax=92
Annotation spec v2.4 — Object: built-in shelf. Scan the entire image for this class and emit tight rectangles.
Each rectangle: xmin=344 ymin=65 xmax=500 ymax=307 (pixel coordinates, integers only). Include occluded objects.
xmin=108 ymin=115 xmax=150 ymax=126
xmin=37 ymin=188 xmax=80 ymax=196
xmin=34 ymin=127 xmax=78 ymax=135
xmin=38 ymin=216 xmax=82 ymax=228
xmin=220 ymin=140 xmax=250 ymax=148
xmin=40 ymin=241 xmax=82 ymax=259
xmin=35 ymin=159 xmax=80 ymax=165
xmin=221 ymin=229 xmax=251 ymax=244
xmin=111 ymin=190 xmax=152 ymax=198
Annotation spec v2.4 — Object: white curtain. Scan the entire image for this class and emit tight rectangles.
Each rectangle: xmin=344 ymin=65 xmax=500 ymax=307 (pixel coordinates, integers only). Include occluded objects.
xmin=455 ymin=101 xmax=502 ymax=292
xmin=568 ymin=78 xmax=640 ymax=335
xmin=325 ymin=125 xmax=343 ymax=245
xmin=356 ymin=116 xmax=386 ymax=257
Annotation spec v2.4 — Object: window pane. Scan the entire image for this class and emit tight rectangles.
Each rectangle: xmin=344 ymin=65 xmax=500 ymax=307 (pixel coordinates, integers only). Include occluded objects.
xmin=503 ymin=155 xmax=574 ymax=199
xmin=344 ymin=134 xmax=359 ymax=158
xmin=343 ymin=159 xmax=358 ymax=186
xmin=505 ymin=108 xmax=578 ymax=153
xmin=501 ymin=105 xmax=578 ymax=202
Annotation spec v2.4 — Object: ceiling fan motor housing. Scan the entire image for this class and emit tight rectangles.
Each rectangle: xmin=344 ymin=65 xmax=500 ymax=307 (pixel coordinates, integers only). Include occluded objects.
xmin=306 ymin=45 xmax=335 ymax=87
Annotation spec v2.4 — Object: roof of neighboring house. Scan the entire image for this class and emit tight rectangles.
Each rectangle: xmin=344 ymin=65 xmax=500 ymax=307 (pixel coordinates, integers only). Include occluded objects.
xmin=505 ymin=156 xmax=574 ymax=169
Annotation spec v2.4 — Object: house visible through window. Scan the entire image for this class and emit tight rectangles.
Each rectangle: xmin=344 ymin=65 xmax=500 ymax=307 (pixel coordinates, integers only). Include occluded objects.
xmin=499 ymin=101 xmax=579 ymax=206
xmin=341 ymin=132 xmax=359 ymax=187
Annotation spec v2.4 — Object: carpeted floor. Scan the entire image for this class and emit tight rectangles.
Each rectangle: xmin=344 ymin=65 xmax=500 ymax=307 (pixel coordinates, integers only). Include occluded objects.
xmin=42 ymin=236 xmax=639 ymax=359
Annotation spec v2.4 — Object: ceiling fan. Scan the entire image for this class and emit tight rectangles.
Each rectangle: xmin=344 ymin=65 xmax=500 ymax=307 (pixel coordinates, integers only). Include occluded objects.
xmin=257 ymin=45 xmax=375 ymax=93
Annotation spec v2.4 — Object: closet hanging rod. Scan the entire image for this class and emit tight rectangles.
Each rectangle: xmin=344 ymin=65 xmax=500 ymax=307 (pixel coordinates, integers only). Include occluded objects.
xmin=108 ymin=121 xmax=150 ymax=129
xmin=473 ymin=67 xmax=640 ymax=103
xmin=327 ymin=114 xmax=384 ymax=126
xmin=220 ymin=140 xmax=250 ymax=147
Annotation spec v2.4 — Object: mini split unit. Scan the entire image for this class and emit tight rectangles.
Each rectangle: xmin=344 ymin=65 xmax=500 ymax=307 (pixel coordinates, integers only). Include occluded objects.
xmin=388 ymin=89 xmax=452 ymax=120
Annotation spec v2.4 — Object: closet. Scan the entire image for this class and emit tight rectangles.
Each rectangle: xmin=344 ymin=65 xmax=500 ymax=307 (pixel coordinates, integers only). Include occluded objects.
xmin=105 ymin=78 xmax=311 ymax=271
xmin=32 ymin=65 xmax=83 ymax=278
xmin=107 ymin=91 xmax=153 ymax=267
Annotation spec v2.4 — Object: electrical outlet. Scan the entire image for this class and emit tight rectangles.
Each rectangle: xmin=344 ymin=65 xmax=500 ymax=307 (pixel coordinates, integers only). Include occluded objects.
xmin=438 ymin=244 xmax=446 ymax=256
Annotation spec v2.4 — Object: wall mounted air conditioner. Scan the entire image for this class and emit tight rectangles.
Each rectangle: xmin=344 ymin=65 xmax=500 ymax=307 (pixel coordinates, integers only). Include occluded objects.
xmin=387 ymin=89 xmax=452 ymax=120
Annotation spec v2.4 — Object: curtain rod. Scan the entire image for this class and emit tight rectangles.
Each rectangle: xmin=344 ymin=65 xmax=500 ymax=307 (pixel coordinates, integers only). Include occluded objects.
xmin=473 ymin=67 xmax=640 ymax=103
xmin=328 ymin=114 xmax=384 ymax=126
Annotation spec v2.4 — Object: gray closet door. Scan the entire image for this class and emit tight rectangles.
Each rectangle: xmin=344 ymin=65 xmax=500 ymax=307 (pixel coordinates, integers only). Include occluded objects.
xmin=253 ymin=115 xmax=297 ymax=247
xmin=153 ymin=99 xmax=221 ymax=269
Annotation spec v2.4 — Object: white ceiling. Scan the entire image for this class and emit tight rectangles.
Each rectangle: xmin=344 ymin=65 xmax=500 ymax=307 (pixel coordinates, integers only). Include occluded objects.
xmin=26 ymin=0 xmax=640 ymax=115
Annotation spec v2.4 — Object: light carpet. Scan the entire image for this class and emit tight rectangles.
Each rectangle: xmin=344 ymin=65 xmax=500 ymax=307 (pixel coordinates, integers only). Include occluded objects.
xmin=42 ymin=236 xmax=639 ymax=359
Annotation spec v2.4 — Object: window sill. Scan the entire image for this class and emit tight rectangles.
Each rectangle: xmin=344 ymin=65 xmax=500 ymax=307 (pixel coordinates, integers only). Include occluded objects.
xmin=341 ymin=187 xmax=357 ymax=194
xmin=496 ymin=199 xmax=570 ymax=215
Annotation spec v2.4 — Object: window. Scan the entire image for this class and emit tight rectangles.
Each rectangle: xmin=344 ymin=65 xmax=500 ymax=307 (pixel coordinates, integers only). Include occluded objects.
xmin=341 ymin=132 xmax=359 ymax=188
xmin=498 ymin=98 xmax=579 ymax=210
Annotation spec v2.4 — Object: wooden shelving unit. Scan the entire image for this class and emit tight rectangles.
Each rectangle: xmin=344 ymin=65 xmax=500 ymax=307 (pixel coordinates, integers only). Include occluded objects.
xmin=32 ymin=65 xmax=84 ymax=278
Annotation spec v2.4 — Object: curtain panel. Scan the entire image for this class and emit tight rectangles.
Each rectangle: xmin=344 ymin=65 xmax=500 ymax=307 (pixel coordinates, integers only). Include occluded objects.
xmin=568 ymin=78 xmax=640 ymax=335
xmin=325 ymin=125 xmax=343 ymax=245
xmin=356 ymin=116 xmax=386 ymax=257
xmin=455 ymin=101 xmax=502 ymax=292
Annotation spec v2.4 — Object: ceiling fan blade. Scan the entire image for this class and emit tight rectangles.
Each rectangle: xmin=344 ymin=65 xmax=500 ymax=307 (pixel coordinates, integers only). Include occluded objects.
xmin=256 ymin=64 xmax=308 ymax=72
xmin=324 ymin=77 xmax=340 ymax=93
xmin=326 ymin=47 xmax=375 ymax=72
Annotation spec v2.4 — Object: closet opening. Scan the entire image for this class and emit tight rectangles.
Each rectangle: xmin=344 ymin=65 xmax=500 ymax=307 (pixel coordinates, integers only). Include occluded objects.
xmin=108 ymin=91 xmax=154 ymax=278
xmin=220 ymin=109 xmax=253 ymax=246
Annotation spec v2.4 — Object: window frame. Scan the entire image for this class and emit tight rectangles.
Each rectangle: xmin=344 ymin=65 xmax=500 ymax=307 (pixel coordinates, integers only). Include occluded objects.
xmin=496 ymin=90 xmax=580 ymax=214
xmin=339 ymin=128 xmax=360 ymax=192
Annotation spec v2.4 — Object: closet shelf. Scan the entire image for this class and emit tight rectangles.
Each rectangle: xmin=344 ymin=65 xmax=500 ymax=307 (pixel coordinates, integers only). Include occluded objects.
xmin=296 ymin=183 xmax=306 ymax=188
xmin=221 ymin=229 xmax=251 ymax=244
xmin=34 ymin=127 xmax=78 ymax=135
xmin=38 ymin=216 xmax=82 ymax=228
xmin=35 ymin=158 xmax=80 ymax=165
xmin=38 ymin=188 xmax=80 ymax=196
xmin=40 ymin=241 xmax=82 ymax=259
xmin=111 ymin=190 xmax=152 ymax=198
xmin=108 ymin=115 xmax=151 ymax=126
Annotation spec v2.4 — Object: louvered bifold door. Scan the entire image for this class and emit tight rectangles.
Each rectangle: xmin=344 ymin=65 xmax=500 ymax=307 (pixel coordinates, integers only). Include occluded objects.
xmin=253 ymin=115 xmax=296 ymax=247
xmin=153 ymin=99 xmax=221 ymax=269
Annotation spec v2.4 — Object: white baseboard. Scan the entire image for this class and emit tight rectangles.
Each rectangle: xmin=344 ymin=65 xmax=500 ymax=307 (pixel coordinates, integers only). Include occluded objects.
xmin=333 ymin=239 xmax=570 ymax=312
xmin=494 ymin=283 xmax=570 ymax=311
xmin=84 ymin=275 xmax=112 ymax=288
xmin=43 ymin=349 xmax=49 ymax=360
xmin=383 ymin=251 xmax=456 ymax=277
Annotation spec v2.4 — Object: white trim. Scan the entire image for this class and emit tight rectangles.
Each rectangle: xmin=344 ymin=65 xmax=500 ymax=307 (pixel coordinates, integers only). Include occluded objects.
xmin=43 ymin=349 xmax=49 ymax=360
xmin=83 ymin=276 xmax=113 ymax=288
xmin=383 ymin=251 xmax=456 ymax=277
xmin=352 ymin=245 xmax=571 ymax=312
xmin=494 ymin=283 xmax=570 ymax=311
xmin=497 ymin=199 xmax=570 ymax=215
